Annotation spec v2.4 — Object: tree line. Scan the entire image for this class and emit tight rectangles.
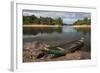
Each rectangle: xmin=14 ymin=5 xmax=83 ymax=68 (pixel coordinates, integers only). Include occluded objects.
xmin=73 ymin=17 xmax=91 ymax=25
xmin=23 ymin=15 xmax=63 ymax=25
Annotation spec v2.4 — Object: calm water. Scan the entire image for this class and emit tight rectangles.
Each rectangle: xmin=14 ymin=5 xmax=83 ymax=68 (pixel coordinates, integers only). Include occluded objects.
xmin=23 ymin=26 xmax=91 ymax=51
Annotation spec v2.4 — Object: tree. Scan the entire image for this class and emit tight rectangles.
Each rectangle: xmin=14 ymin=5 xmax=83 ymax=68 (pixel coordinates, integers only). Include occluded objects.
xmin=23 ymin=15 xmax=63 ymax=25
xmin=73 ymin=17 xmax=91 ymax=25
xmin=30 ymin=15 xmax=37 ymax=23
xmin=23 ymin=16 xmax=31 ymax=24
xmin=55 ymin=17 xmax=63 ymax=25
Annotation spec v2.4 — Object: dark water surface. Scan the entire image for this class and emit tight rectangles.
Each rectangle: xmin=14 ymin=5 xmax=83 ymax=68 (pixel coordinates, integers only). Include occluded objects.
xmin=23 ymin=26 xmax=91 ymax=51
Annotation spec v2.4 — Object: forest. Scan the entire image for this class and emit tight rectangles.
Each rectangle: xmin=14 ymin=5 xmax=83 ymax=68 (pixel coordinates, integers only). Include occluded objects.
xmin=23 ymin=15 xmax=91 ymax=25
xmin=73 ymin=17 xmax=91 ymax=25
xmin=23 ymin=15 xmax=63 ymax=25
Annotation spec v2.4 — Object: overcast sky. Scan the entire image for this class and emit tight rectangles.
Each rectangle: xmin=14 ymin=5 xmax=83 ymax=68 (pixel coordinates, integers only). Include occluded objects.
xmin=23 ymin=10 xmax=91 ymax=24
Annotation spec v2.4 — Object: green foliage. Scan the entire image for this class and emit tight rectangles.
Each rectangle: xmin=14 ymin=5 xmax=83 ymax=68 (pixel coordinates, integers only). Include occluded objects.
xmin=23 ymin=16 xmax=31 ymax=24
xmin=55 ymin=17 xmax=63 ymax=25
xmin=73 ymin=17 xmax=91 ymax=25
xmin=23 ymin=15 xmax=63 ymax=25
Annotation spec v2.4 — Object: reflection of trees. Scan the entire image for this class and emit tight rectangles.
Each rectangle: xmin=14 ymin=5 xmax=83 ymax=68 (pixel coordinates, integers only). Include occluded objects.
xmin=74 ymin=27 xmax=91 ymax=52
xmin=74 ymin=27 xmax=90 ymax=35
xmin=23 ymin=27 xmax=62 ymax=35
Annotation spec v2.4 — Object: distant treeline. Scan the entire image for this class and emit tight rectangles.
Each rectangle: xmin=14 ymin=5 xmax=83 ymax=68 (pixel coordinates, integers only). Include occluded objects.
xmin=23 ymin=15 xmax=91 ymax=25
xmin=73 ymin=17 xmax=91 ymax=25
xmin=23 ymin=15 xmax=63 ymax=25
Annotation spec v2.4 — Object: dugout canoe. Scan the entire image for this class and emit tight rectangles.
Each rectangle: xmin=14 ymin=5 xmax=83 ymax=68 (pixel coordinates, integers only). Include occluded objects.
xmin=37 ymin=37 xmax=84 ymax=58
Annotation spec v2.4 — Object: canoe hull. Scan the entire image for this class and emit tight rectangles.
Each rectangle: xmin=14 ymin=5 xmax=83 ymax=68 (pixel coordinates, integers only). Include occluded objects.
xmin=37 ymin=38 xmax=84 ymax=58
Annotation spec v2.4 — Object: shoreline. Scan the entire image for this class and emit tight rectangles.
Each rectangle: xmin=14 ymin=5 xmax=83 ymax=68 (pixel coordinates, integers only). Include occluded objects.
xmin=23 ymin=41 xmax=90 ymax=62
xmin=23 ymin=49 xmax=90 ymax=62
xmin=73 ymin=25 xmax=90 ymax=28
xmin=23 ymin=24 xmax=61 ymax=27
xmin=23 ymin=24 xmax=90 ymax=28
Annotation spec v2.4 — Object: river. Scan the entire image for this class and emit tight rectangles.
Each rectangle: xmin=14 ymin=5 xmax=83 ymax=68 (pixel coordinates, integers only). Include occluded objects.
xmin=23 ymin=25 xmax=91 ymax=52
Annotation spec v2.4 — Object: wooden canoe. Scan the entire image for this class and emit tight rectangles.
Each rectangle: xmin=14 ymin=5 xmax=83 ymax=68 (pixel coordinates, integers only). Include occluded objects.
xmin=37 ymin=37 xmax=84 ymax=58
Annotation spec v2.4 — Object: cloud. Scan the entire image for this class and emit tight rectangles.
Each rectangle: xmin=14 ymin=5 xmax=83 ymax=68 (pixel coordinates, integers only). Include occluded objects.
xmin=23 ymin=10 xmax=91 ymax=24
xmin=63 ymin=18 xmax=78 ymax=24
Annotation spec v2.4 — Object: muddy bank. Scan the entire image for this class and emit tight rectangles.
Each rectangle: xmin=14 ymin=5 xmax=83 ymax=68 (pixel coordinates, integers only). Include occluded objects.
xmin=23 ymin=41 xmax=90 ymax=62
xmin=49 ymin=50 xmax=90 ymax=61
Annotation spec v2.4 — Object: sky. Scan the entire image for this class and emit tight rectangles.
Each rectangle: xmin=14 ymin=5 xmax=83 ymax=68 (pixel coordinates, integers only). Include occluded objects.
xmin=23 ymin=10 xmax=91 ymax=24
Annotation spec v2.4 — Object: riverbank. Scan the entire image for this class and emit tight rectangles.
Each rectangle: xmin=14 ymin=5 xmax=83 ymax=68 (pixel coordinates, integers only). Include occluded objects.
xmin=23 ymin=24 xmax=61 ymax=27
xmin=23 ymin=42 xmax=90 ymax=62
xmin=23 ymin=24 xmax=90 ymax=28
xmin=73 ymin=25 xmax=90 ymax=28
xmin=48 ymin=50 xmax=90 ymax=61
xmin=23 ymin=49 xmax=90 ymax=62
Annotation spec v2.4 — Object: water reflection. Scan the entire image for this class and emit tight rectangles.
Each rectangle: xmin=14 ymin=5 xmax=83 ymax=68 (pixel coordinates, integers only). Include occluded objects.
xmin=23 ymin=27 xmax=62 ymax=35
xmin=23 ymin=26 xmax=90 ymax=35
xmin=23 ymin=26 xmax=91 ymax=52
xmin=74 ymin=27 xmax=90 ymax=35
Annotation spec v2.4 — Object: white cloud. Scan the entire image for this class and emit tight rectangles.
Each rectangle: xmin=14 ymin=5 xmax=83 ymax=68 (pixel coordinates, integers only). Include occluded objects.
xmin=63 ymin=18 xmax=78 ymax=24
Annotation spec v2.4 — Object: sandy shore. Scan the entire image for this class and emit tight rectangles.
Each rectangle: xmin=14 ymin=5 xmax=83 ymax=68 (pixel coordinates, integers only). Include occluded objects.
xmin=23 ymin=24 xmax=90 ymax=28
xmin=73 ymin=25 xmax=90 ymax=28
xmin=23 ymin=24 xmax=61 ymax=27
